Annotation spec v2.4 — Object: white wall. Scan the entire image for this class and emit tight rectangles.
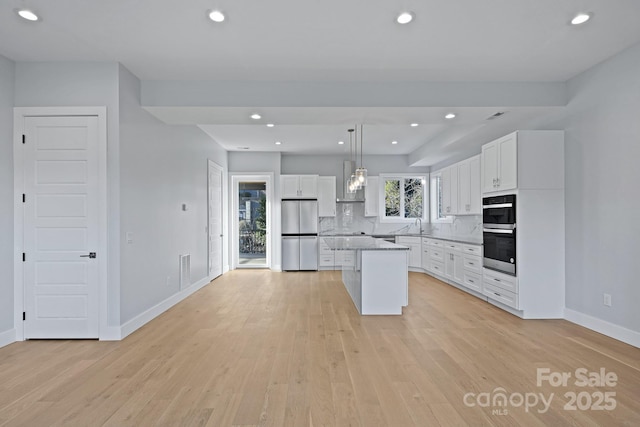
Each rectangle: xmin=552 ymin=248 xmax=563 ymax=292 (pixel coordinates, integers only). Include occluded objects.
xmin=118 ymin=65 xmax=228 ymax=323
xmin=13 ymin=61 xmax=122 ymax=327
xmin=557 ymin=42 xmax=640 ymax=334
xmin=0 ymin=55 xmax=15 ymax=335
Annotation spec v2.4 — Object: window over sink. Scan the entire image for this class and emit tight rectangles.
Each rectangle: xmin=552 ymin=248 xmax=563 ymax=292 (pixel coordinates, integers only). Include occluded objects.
xmin=378 ymin=174 xmax=428 ymax=223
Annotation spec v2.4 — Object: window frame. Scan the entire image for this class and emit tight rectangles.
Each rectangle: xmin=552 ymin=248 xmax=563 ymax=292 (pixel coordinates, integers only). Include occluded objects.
xmin=378 ymin=173 xmax=428 ymax=223
xmin=430 ymin=171 xmax=453 ymax=224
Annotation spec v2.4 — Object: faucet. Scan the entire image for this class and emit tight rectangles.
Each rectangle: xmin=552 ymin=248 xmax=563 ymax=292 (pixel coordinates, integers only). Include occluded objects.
xmin=415 ymin=218 xmax=423 ymax=234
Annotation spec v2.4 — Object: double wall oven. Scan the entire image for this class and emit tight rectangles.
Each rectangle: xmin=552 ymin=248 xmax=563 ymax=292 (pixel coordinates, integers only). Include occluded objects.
xmin=482 ymin=194 xmax=516 ymax=276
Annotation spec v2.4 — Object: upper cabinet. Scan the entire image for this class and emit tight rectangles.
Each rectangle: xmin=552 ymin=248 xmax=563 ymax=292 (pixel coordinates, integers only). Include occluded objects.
xmin=438 ymin=154 xmax=481 ymax=216
xmin=481 ymin=133 xmax=517 ymax=193
xmin=457 ymin=155 xmax=481 ymax=215
xmin=281 ymin=175 xmax=318 ymax=198
xmin=317 ymin=176 xmax=336 ymax=217
xmin=364 ymin=176 xmax=379 ymax=217
xmin=481 ymin=131 xmax=565 ymax=194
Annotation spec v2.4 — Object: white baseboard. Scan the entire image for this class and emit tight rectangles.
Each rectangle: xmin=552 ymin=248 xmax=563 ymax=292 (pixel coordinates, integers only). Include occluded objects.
xmin=223 ymin=264 xmax=230 ymax=274
xmin=120 ymin=276 xmax=212 ymax=340
xmin=272 ymin=264 xmax=281 ymax=272
xmin=0 ymin=328 xmax=16 ymax=349
xmin=564 ymin=308 xmax=640 ymax=348
xmin=99 ymin=326 xmax=122 ymax=341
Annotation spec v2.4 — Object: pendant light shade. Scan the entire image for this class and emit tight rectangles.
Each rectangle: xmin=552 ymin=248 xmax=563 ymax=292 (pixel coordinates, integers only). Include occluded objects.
xmin=355 ymin=124 xmax=368 ymax=186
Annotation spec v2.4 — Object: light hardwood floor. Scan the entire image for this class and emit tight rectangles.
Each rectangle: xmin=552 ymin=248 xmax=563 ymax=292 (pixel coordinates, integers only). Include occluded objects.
xmin=1 ymin=271 xmax=639 ymax=426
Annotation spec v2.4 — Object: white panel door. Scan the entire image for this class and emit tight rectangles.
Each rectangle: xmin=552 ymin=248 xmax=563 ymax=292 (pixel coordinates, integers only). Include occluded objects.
xmin=23 ymin=116 xmax=100 ymax=338
xmin=208 ymin=160 xmax=223 ymax=279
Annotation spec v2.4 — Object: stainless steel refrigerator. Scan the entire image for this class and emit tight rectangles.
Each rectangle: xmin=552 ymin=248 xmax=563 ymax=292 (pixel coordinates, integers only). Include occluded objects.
xmin=281 ymin=199 xmax=318 ymax=271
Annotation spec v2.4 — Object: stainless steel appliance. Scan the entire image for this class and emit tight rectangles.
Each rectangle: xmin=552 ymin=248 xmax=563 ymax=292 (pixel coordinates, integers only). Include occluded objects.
xmin=483 ymin=194 xmax=516 ymax=275
xmin=281 ymin=199 xmax=318 ymax=271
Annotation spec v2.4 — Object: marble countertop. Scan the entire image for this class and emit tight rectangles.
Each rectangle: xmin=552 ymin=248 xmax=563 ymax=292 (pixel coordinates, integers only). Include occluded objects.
xmin=323 ymin=236 xmax=409 ymax=251
xmin=320 ymin=232 xmax=482 ymax=245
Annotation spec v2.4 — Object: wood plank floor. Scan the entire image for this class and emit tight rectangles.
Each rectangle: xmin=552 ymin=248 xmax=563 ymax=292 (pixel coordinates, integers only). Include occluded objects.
xmin=1 ymin=270 xmax=639 ymax=426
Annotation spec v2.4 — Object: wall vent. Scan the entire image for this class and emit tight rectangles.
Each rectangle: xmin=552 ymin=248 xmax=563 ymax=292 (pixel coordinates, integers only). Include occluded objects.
xmin=486 ymin=111 xmax=506 ymax=120
xmin=179 ymin=254 xmax=191 ymax=290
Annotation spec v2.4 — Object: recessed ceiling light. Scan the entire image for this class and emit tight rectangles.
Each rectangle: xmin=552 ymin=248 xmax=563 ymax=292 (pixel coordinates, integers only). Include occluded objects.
xmin=338 ymin=141 xmax=344 ymax=145
xmin=397 ymin=12 xmax=414 ymax=24
xmin=266 ymin=123 xmax=274 ymax=127
xmin=208 ymin=10 xmax=225 ymax=23
xmin=250 ymin=114 xmax=261 ymax=120
xmin=391 ymin=141 xmax=398 ymax=145
xmin=237 ymin=146 xmax=250 ymax=150
xmin=275 ymin=141 xmax=282 ymax=145
xmin=445 ymin=113 xmax=456 ymax=119
xmin=17 ymin=9 xmax=39 ymax=21
xmin=571 ymin=13 xmax=591 ymax=25
xmin=410 ymin=123 xmax=419 ymax=127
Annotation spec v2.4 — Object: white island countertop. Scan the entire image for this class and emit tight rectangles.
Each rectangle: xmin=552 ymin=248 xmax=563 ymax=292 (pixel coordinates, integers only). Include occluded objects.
xmin=324 ymin=236 xmax=409 ymax=251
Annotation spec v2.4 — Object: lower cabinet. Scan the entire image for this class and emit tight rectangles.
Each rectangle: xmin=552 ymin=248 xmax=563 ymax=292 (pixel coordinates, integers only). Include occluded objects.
xmin=319 ymin=237 xmax=335 ymax=269
xmin=396 ymin=236 xmax=421 ymax=269
xmin=483 ymin=268 xmax=519 ymax=309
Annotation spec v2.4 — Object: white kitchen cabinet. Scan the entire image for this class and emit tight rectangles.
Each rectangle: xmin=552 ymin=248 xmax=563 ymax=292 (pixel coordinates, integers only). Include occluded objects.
xmin=441 ymin=167 xmax=458 ymax=216
xmin=444 ymin=243 xmax=464 ymax=284
xmin=396 ymin=236 xmax=421 ymax=269
xmin=280 ymin=175 xmax=318 ymax=198
xmin=457 ymin=155 xmax=481 ymax=215
xmin=364 ymin=176 xmax=379 ymax=217
xmin=317 ymin=176 xmax=336 ymax=217
xmin=319 ymin=237 xmax=335 ymax=269
xmin=421 ymin=238 xmax=431 ymax=272
xmin=481 ymin=133 xmax=517 ymax=193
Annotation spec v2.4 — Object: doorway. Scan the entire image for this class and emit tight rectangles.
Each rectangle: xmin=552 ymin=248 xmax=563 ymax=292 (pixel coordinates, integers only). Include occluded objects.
xmin=208 ymin=160 xmax=224 ymax=279
xmin=231 ymin=174 xmax=272 ymax=269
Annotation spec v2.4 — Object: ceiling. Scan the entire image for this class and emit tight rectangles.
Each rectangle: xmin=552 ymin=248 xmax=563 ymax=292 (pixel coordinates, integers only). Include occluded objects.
xmin=3 ymin=0 xmax=640 ymax=164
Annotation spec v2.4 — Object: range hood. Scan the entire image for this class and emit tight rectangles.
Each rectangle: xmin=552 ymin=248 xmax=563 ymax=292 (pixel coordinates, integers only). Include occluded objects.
xmin=336 ymin=160 xmax=365 ymax=203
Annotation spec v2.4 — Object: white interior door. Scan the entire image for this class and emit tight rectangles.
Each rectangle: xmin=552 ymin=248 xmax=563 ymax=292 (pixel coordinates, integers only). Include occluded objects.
xmin=208 ymin=160 xmax=223 ymax=279
xmin=23 ymin=116 xmax=100 ymax=338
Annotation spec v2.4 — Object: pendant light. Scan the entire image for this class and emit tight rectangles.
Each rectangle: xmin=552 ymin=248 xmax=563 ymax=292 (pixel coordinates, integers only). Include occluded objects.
xmin=346 ymin=129 xmax=357 ymax=194
xmin=355 ymin=124 xmax=368 ymax=186
xmin=351 ymin=126 xmax=362 ymax=190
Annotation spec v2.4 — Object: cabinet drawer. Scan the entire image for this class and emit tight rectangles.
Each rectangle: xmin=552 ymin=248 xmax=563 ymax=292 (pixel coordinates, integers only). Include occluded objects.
xmin=483 ymin=268 xmax=517 ymax=293
xmin=319 ymin=246 xmax=334 ymax=256
xmin=430 ymin=249 xmax=445 ymax=262
xmin=444 ymin=242 xmax=461 ymax=252
xmin=429 ymin=240 xmax=444 ymax=248
xmin=463 ymin=255 xmax=482 ymax=274
xmin=483 ymin=283 xmax=518 ymax=309
xmin=463 ymin=271 xmax=482 ymax=293
xmin=421 ymin=237 xmax=432 ymax=246
xmin=319 ymin=255 xmax=335 ymax=267
xmin=397 ymin=236 xmax=421 ymax=245
xmin=430 ymin=260 xmax=445 ymax=275
xmin=462 ymin=244 xmax=483 ymax=256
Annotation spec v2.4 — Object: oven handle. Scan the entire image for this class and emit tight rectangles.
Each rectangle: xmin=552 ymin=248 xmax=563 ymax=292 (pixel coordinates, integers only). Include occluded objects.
xmin=483 ymin=228 xmax=514 ymax=234
xmin=482 ymin=203 xmax=513 ymax=209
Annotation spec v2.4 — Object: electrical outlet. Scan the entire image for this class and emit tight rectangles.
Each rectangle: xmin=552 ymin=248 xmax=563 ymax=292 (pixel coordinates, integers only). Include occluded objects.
xmin=603 ymin=293 xmax=612 ymax=307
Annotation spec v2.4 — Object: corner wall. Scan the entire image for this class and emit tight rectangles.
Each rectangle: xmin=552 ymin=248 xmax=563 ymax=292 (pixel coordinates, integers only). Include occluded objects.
xmin=0 ymin=55 xmax=15 ymax=341
xmin=119 ymin=65 xmax=228 ymax=324
xmin=558 ymin=42 xmax=640 ymax=341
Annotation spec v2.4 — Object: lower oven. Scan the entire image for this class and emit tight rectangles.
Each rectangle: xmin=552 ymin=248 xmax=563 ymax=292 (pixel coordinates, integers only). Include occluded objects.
xmin=483 ymin=227 xmax=516 ymax=276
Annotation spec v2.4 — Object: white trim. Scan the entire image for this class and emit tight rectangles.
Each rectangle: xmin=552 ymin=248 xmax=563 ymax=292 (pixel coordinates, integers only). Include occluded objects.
xmin=13 ymin=107 xmax=108 ymax=341
xmin=564 ymin=308 xmax=640 ymax=349
xmin=120 ymin=276 xmax=212 ymax=339
xmin=0 ymin=329 xmax=16 ymax=349
xmin=230 ymin=173 xmax=274 ymax=270
xmin=208 ymin=160 xmax=225 ymax=280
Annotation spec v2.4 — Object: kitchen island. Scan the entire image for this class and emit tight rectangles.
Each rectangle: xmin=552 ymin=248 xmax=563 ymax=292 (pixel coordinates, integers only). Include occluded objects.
xmin=325 ymin=236 xmax=409 ymax=315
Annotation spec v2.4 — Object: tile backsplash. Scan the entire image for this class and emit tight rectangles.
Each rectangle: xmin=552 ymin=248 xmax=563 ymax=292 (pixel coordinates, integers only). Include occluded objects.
xmin=319 ymin=203 xmax=482 ymax=239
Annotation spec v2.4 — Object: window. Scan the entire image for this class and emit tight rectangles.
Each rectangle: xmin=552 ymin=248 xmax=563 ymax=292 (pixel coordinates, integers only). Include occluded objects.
xmin=430 ymin=172 xmax=452 ymax=223
xmin=379 ymin=174 xmax=428 ymax=222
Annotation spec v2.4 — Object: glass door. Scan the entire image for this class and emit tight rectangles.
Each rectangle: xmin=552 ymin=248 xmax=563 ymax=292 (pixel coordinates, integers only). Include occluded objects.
xmin=237 ymin=181 xmax=268 ymax=267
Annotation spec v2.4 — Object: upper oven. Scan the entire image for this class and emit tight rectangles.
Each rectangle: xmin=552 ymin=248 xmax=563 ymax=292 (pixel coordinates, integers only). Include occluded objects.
xmin=483 ymin=194 xmax=516 ymax=228
xmin=483 ymin=194 xmax=516 ymax=275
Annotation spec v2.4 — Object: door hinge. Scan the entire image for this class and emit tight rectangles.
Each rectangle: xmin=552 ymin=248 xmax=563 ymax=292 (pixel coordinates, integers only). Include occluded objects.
xmin=22 ymin=194 xmax=26 ymax=203
xmin=22 ymin=253 xmax=26 ymax=262
xmin=23 ymin=312 xmax=26 ymax=321
xmin=22 ymin=135 xmax=25 ymax=144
